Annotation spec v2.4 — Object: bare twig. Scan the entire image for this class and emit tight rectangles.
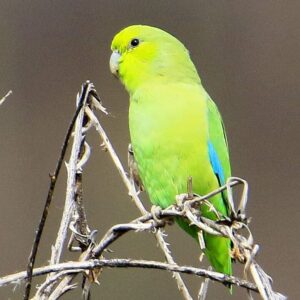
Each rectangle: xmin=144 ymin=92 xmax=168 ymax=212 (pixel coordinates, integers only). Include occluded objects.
xmin=155 ymin=229 xmax=193 ymax=300
xmin=250 ymin=259 xmax=285 ymax=300
xmin=0 ymin=90 xmax=12 ymax=106
xmin=49 ymin=85 xmax=89 ymax=265
xmin=0 ymin=259 xmax=258 ymax=292
xmin=32 ymin=83 xmax=107 ymax=299
xmin=39 ymin=82 xmax=96 ymax=299
xmin=198 ymin=266 xmax=211 ymax=300
xmin=84 ymin=106 xmax=147 ymax=214
xmin=23 ymin=83 xmax=89 ymax=300
xmin=34 ymin=270 xmax=81 ymax=299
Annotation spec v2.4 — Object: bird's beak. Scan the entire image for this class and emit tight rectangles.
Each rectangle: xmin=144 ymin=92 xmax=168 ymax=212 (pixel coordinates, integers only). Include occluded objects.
xmin=110 ymin=50 xmax=121 ymax=77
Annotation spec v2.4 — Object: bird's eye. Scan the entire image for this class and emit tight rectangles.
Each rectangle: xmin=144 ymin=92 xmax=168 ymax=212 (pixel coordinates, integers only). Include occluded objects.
xmin=130 ymin=38 xmax=140 ymax=47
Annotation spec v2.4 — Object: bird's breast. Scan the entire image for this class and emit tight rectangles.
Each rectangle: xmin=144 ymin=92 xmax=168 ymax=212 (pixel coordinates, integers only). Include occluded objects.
xmin=128 ymin=84 xmax=215 ymax=207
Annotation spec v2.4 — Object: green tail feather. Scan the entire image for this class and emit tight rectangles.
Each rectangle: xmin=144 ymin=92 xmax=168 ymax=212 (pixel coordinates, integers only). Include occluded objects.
xmin=176 ymin=217 xmax=232 ymax=292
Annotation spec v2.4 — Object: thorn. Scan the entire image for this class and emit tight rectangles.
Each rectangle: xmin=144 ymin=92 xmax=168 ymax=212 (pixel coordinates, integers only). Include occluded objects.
xmin=100 ymin=142 xmax=108 ymax=152
xmin=91 ymin=96 xmax=108 ymax=115
xmin=198 ymin=231 xmax=206 ymax=250
xmin=199 ymin=253 xmax=204 ymax=262
xmin=76 ymin=142 xmax=91 ymax=171
xmin=105 ymin=248 xmax=114 ymax=253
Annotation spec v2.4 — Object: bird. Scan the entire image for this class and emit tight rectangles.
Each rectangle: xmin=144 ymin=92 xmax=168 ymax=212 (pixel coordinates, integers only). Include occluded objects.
xmin=109 ymin=25 xmax=232 ymax=277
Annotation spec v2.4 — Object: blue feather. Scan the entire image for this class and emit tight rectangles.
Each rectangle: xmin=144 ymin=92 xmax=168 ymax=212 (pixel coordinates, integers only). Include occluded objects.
xmin=208 ymin=141 xmax=225 ymax=185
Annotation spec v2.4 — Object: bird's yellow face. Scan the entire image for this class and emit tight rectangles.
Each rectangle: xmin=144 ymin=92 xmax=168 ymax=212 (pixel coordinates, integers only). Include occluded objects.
xmin=110 ymin=25 xmax=200 ymax=93
xmin=110 ymin=25 xmax=163 ymax=92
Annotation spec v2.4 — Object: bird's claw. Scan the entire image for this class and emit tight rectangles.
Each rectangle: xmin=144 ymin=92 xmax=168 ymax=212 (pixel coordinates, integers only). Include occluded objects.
xmin=150 ymin=205 xmax=165 ymax=227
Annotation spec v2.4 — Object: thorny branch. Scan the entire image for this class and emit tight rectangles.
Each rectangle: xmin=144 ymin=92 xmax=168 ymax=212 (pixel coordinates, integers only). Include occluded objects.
xmin=7 ymin=81 xmax=285 ymax=300
xmin=1 ymin=259 xmax=258 ymax=292
xmin=23 ymin=84 xmax=90 ymax=300
xmin=37 ymin=82 xmax=107 ymax=300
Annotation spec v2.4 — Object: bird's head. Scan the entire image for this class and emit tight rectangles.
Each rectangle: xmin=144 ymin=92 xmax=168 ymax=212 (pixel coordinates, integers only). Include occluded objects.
xmin=110 ymin=25 xmax=200 ymax=93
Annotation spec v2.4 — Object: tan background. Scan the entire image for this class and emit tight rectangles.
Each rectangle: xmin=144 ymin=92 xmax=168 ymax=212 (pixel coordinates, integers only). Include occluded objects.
xmin=0 ymin=1 xmax=299 ymax=299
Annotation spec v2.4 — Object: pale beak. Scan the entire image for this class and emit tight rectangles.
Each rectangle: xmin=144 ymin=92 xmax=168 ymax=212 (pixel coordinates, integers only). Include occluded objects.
xmin=110 ymin=50 xmax=121 ymax=76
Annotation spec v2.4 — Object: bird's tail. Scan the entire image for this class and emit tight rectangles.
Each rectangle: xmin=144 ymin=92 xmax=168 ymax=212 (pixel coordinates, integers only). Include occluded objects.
xmin=204 ymin=232 xmax=232 ymax=292
xmin=176 ymin=218 xmax=232 ymax=292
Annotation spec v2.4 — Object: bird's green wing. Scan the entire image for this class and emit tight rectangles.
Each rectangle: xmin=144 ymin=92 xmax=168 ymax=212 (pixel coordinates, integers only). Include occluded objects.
xmin=203 ymin=96 xmax=232 ymax=278
xmin=207 ymin=96 xmax=231 ymax=190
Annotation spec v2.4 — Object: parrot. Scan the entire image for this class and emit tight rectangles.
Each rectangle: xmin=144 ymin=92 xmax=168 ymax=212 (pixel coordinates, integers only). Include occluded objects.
xmin=109 ymin=25 xmax=232 ymax=277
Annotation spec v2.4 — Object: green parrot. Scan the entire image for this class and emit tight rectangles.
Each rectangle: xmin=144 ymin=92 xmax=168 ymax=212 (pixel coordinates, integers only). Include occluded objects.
xmin=110 ymin=25 xmax=232 ymax=277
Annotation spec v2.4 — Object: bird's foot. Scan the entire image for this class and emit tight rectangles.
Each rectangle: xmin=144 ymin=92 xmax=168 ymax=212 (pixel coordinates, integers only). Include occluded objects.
xmin=231 ymin=244 xmax=246 ymax=263
xmin=175 ymin=193 xmax=189 ymax=207
xmin=150 ymin=205 xmax=166 ymax=228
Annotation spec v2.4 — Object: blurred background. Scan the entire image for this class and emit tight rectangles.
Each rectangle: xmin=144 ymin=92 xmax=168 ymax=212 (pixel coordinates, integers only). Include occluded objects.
xmin=0 ymin=1 xmax=299 ymax=299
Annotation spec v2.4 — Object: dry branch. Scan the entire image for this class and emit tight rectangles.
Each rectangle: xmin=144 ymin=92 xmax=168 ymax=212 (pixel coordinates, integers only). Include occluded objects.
xmin=0 ymin=259 xmax=258 ymax=292
xmin=23 ymin=84 xmax=90 ymax=300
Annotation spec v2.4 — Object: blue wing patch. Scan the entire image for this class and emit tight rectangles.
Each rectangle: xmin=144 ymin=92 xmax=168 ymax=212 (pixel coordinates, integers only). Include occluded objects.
xmin=208 ymin=141 xmax=225 ymax=186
